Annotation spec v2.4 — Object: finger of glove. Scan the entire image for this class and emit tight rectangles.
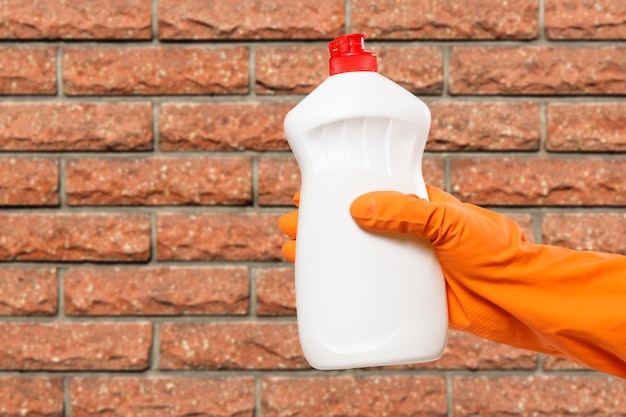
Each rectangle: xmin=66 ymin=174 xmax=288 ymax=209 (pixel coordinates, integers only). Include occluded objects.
xmin=293 ymin=191 xmax=300 ymax=208
xmin=278 ymin=210 xmax=298 ymax=239
xmin=281 ymin=240 xmax=296 ymax=263
xmin=350 ymin=191 xmax=447 ymax=243
xmin=426 ymin=185 xmax=460 ymax=204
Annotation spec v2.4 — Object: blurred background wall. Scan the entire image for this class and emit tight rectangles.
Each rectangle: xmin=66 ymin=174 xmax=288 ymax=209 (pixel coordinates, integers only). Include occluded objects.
xmin=0 ymin=0 xmax=625 ymax=415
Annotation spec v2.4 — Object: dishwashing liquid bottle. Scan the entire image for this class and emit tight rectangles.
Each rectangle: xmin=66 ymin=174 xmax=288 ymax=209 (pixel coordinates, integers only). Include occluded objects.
xmin=283 ymin=33 xmax=448 ymax=370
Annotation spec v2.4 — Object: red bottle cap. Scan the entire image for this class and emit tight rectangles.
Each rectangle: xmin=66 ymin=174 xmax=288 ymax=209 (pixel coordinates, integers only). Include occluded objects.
xmin=328 ymin=34 xmax=378 ymax=76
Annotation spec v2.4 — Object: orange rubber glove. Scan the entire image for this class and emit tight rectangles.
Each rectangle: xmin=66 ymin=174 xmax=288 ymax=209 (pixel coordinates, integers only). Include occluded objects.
xmin=279 ymin=186 xmax=626 ymax=379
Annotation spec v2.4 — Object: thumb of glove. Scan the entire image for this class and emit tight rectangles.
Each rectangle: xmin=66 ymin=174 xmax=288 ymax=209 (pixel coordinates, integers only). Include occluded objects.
xmin=349 ymin=189 xmax=454 ymax=245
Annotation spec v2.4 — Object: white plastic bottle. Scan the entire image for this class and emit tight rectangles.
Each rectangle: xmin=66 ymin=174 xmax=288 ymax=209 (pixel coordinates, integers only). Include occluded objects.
xmin=284 ymin=34 xmax=448 ymax=370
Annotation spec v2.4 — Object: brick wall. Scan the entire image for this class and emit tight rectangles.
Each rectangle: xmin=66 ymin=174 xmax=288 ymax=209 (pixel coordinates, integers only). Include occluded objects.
xmin=1 ymin=0 xmax=625 ymax=416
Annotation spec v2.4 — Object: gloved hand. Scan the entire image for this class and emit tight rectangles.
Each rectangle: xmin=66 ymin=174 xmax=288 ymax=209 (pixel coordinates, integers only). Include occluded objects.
xmin=279 ymin=186 xmax=626 ymax=378
xmin=279 ymin=191 xmax=299 ymax=263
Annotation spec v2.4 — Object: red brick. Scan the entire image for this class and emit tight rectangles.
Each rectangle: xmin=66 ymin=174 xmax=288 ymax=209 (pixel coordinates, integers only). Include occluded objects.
xmin=256 ymin=45 xmax=326 ymax=95
xmin=0 ymin=158 xmax=58 ymax=206
xmin=543 ymin=212 xmax=626 ymax=254
xmin=423 ymin=158 xmax=446 ymax=189
xmin=434 ymin=331 xmax=538 ymax=370
xmin=0 ymin=268 xmax=57 ymax=316
xmin=0 ymin=322 xmax=151 ymax=370
xmin=506 ymin=213 xmax=536 ymax=243
xmin=63 ymin=47 xmax=249 ymax=95
xmin=451 ymin=158 xmax=626 ymax=206
xmin=261 ymin=376 xmax=447 ymax=417
xmin=158 ymin=0 xmax=343 ymax=39
xmin=0 ymin=0 xmax=151 ymax=39
xmin=157 ymin=213 xmax=283 ymax=261
xmin=427 ymin=102 xmax=540 ymax=151
xmin=546 ymin=0 xmax=626 ymax=39
xmin=256 ymin=45 xmax=442 ymax=95
xmin=64 ymin=267 xmax=249 ymax=316
xmin=450 ymin=46 xmax=626 ymax=95
xmin=547 ymin=103 xmax=626 ymax=152
xmin=159 ymin=102 xmax=291 ymax=151
xmin=0 ymin=47 xmax=56 ymax=94
xmin=66 ymin=157 xmax=251 ymax=206
xmin=0 ymin=214 xmax=150 ymax=262
xmin=70 ymin=377 xmax=254 ymax=417
xmin=0 ymin=102 xmax=152 ymax=151
xmin=256 ymin=267 xmax=295 ymax=316
xmin=375 ymin=46 xmax=443 ymax=94
xmin=453 ymin=376 xmax=626 ymax=416
xmin=160 ymin=322 xmax=307 ymax=370
xmin=0 ymin=377 xmax=63 ymax=417
xmin=258 ymin=157 xmax=301 ymax=206
xmin=543 ymin=354 xmax=588 ymax=372
xmin=353 ymin=0 xmax=538 ymax=40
